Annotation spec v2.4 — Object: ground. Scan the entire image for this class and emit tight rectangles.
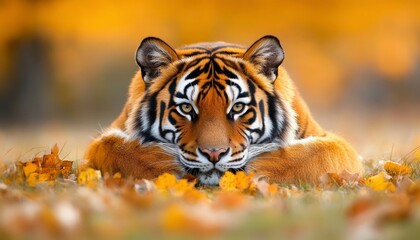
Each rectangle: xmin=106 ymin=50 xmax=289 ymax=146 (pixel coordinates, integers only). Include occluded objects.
xmin=1 ymin=118 xmax=420 ymax=240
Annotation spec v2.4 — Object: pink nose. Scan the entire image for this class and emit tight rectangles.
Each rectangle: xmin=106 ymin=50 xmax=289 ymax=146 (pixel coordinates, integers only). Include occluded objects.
xmin=199 ymin=147 xmax=228 ymax=163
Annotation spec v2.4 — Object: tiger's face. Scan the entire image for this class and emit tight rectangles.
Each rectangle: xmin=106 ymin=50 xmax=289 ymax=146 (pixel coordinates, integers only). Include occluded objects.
xmin=130 ymin=36 xmax=296 ymax=185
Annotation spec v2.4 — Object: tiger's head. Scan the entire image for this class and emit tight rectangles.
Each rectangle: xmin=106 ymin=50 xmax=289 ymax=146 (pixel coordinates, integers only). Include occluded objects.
xmin=127 ymin=36 xmax=298 ymax=185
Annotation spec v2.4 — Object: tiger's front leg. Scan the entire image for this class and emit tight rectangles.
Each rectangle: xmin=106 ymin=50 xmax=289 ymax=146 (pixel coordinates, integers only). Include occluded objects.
xmin=246 ymin=133 xmax=362 ymax=184
xmin=84 ymin=129 xmax=183 ymax=179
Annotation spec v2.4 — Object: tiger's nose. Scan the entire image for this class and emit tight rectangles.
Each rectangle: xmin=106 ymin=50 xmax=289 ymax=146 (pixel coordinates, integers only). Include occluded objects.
xmin=198 ymin=147 xmax=228 ymax=163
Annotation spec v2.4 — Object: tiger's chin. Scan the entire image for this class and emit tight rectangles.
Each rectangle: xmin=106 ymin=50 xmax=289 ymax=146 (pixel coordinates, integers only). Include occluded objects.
xmin=197 ymin=170 xmax=223 ymax=186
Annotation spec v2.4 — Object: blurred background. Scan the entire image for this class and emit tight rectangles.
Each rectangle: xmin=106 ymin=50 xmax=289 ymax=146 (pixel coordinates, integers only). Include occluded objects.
xmin=0 ymin=0 xmax=419 ymax=163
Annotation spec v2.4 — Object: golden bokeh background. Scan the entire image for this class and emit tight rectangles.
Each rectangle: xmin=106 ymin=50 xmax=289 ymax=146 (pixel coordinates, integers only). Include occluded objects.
xmin=0 ymin=0 xmax=419 ymax=160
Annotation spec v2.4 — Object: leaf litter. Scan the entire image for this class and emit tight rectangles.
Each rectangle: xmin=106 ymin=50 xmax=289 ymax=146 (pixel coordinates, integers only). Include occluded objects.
xmin=1 ymin=144 xmax=420 ymax=239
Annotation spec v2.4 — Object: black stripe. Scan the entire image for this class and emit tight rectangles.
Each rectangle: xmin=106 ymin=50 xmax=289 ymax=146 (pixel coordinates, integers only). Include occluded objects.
xmin=185 ymin=66 xmax=202 ymax=80
xmin=223 ymin=68 xmax=238 ymax=79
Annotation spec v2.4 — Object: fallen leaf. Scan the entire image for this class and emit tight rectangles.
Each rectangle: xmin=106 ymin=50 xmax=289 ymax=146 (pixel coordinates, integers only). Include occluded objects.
xmin=364 ymin=172 xmax=396 ymax=192
xmin=23 ymin=162 xmax=39 ymax=177
xmin=51 ymin=144 xmax=59 ymax=156
xmin=219 ymin=171 xmax=237 ymax=191
xmin=77 ymin=168 xmax=101 ymax=188
xmin=384 ymin=161 xmax=412 ymax=176
xmin=255 ymin=179 xmax=278 ymax=197
xmin=26 ymin=172 xmax=39 ymax=187
xmin=154 ymin=173 xmax=197 ymax=197
xmin=60 ymin=161 xmax=73 ymax=178
xmin=154 ymin=173 xmax=177 ymax=192
xmin=219 ymin=171 xmax=255 ymax=192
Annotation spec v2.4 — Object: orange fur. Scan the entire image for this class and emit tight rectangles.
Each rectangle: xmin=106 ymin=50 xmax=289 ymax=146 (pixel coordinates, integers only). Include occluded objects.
xmin=84 ymin=36 xmax=362 ymax=184
xmin=86 ymin=134 xmax=182 ymax=179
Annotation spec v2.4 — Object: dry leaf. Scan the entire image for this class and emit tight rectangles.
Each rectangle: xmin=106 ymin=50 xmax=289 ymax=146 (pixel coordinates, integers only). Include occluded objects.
xmin=219 ymin=171 xmax=255 ymax=192
xmin=77 ymin=168 xmax=101 ymax=188
xmin=219 ymin=171 xmax=237 ymax=191
xmin=364 ymin=172 xmax=396 ymax=192
xmin=321 ymin=170 xmax=362 ymax=188
xmin=255 ymin=178 xmax=278 ymax=197
xmin=26 ymin=172 xmax=39 ymax=187
xmin=384 ymin=161 xmax=412 ymax=177
xmin=60 ymin=161 xmax=73 ymax=178
xmin=23 ymin=162 xmax=39 ymax=177
xmin=154 ymin=173 xmax=197 ymax=197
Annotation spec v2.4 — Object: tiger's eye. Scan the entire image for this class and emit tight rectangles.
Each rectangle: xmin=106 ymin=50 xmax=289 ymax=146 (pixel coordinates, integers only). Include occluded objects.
xmin=232 ymin=103 xmax=244 ymax=113
xmin=181 ymin=103 xmax=193 ymax=114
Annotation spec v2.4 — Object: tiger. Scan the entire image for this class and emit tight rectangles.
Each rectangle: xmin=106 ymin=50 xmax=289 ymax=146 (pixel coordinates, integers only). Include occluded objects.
xmin=84 ymin=35 xmax=362 ymax=185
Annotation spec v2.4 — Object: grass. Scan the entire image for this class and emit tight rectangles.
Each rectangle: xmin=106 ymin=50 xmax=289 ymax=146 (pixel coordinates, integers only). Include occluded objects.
xmin=1 ymin=140 xmax=420 ymax=240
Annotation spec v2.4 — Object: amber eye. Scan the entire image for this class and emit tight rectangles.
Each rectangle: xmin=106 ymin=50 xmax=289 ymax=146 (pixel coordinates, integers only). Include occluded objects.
xmin=180 ymin=103 xmax=193 ymax=114
xmin=232 ymin=103 xmax=245 ymax=113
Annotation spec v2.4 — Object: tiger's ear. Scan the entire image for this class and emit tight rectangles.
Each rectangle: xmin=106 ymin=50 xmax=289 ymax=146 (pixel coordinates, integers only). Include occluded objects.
xmin=136 ymin=37 xmax=179 ymax=82
xmin=243 ymin=35 xmax=284 ymax=82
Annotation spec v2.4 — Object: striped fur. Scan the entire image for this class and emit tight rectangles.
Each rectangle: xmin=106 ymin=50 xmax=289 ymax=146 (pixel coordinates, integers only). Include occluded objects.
xmin=85 ymin=36 xmax=362 ymax=185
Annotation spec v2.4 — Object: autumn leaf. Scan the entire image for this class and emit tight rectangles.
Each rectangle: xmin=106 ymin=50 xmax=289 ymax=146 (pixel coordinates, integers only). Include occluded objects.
xmin=364 ymin=172 xmax=396 ymax=192
xmin=51 ymin=144 xmax=59 ymax=156
xmin=8 ymin=144 xmax=75 ymax=187
xmin=235 ymin=171 xmax=255 ymax=191
xmin=219 ymin=171 xmax=237 ymax=191
xmin=26 ymin=172 xmax=39 ymax=187
xmin=154 ymin=173 xmax=203 ymax=201
xmin=77 ymin=168 xmax=101 ymax=188
xmin=384 ymin=161 xmax=412 ymax=177
xmin=219 ymin=171 xmax=255 ymax=192
xmin=23 ymin=161 xmax=39 ymax=177
xmin=60 ymin=161 xmax=73 ymax=178
xmin=154 ymin=173 xmax=177 ymax=192
xmin=321 ymin=170 xmax=362 ymax=188
xmin=255 ymin=179 xmax=279 ymax=198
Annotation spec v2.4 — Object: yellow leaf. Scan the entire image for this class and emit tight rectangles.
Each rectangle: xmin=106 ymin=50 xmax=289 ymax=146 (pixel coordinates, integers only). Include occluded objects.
xmin=219 ymin=171 xmax=236 ymax=191
xmin=384 ymin=161 xmax=412 ymax=176
xmin=23 ymin=162 xmax=39 ymax=177
xmin=77 ymin=168 xmax=101 ymax=187
xmin=365 ymin=172 xmax=396 ymax=192
xmin=154 ymin=173 xmax=197 ymax=196
xmin=26 ymin=172 xmax=39 ymax=187
xmin=154 ymin=173 xmax=177 ymax=192
xmin=173 ymin=179 xmax=194 ymax=195
xmin=38 ymin=173 xmax=50 ymax=182
xmin=236 ymin=171 xmax=254 ymax=191
xmin=219 ymin=171 xmax=255 ymax=192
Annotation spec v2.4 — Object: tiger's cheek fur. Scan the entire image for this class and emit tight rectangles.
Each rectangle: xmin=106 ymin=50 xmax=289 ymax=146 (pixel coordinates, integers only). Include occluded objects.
xmin=83 ymin=36 xmax=362 ymax=186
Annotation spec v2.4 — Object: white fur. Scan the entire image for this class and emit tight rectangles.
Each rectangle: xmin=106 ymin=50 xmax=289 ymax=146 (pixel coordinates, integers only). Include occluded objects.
xmin=288 ymin=136 xmax=317 ymax=146
xmin=101 ymin=128 xmax=131 ymax=141
xmin=198 ymin=171 xmax=221 ymax=186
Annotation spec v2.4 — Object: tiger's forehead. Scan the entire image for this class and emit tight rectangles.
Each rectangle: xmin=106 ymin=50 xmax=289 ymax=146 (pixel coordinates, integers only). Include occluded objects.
xmin=174 ymin=56 xmax=250 ymax=107
xmin=176 ymin=42 xmax=246 ymax=58
xmin=172 ymin=43 xmax=252 ymax=104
